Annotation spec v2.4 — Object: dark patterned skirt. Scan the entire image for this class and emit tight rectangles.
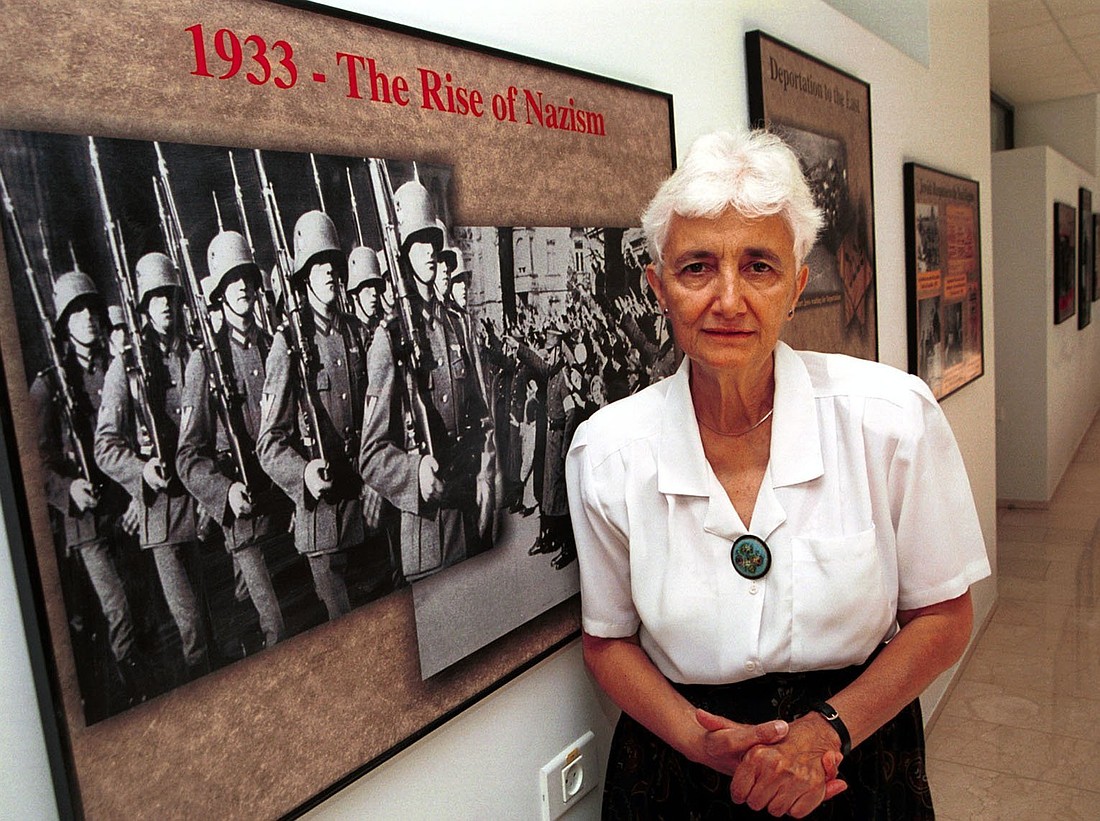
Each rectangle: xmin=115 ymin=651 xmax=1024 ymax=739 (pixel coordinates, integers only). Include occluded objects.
xmin=602 ymin=654 xmax=934 ymax=820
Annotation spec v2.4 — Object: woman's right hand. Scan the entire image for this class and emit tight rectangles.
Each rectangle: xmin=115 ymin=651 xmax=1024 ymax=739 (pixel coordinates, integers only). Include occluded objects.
xmin=691 ymin=709 xmax=790 ymax=775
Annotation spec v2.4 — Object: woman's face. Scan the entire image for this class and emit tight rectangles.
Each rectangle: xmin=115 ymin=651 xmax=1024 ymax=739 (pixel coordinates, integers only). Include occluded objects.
xmin=646 ymin=209 xmax=807 ymax=380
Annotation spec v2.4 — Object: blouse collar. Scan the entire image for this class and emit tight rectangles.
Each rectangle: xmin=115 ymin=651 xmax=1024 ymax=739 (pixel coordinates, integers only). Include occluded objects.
xmin=656 ymin=341 xmax=824 ymax=499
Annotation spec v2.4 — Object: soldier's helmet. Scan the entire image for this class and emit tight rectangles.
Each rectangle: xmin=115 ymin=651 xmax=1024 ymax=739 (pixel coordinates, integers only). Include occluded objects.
xmin=292 ymin=210 xmax=345 ymax=286
xmin=204 ymin=230 xmax=260 ymax=305
xmin=394 ymin=182 xmax=443 ymax=252
xmin=52 ymin=270 xmax=102 ymax=331
xmin=346 ymin=245 xmax=384 ymax=296
xmin=437 ymin=221 xmax=460 ymax=276
xmin=450 ymin=262 xmax=472 ymax=285
xmin=135 ymin=252 xmax=181 ymax=310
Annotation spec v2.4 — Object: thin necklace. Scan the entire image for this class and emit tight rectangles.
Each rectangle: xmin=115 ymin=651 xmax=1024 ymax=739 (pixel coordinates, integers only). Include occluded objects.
xmin=697 ymin=407 xmax=774 ymax=437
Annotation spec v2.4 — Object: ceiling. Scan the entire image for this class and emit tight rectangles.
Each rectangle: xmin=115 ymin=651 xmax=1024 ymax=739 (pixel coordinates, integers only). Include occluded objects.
xmin=990 ymin=0 xmax=1100 ymax=106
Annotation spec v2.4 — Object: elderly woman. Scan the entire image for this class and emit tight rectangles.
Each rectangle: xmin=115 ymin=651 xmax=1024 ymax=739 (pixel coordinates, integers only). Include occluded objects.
xmin=565 ymin=130 xmax=990 ymax=819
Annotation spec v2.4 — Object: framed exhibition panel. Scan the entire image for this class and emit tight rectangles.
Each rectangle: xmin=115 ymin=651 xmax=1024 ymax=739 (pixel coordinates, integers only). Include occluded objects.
xmin=1080 ymin=187 xmax=1094 ymax=324
xmin=745 ymin=30 xmax=878 ymax=362
xmin=1095 ymin=212 xmax=1100 ymax=302
xmin=903 ymin=163 xmax=984 ymax=400
xmin=0 ymin=1 xmax=674 ymax=818
xmin=1054 ymin=201 xmax=1077 ymax=325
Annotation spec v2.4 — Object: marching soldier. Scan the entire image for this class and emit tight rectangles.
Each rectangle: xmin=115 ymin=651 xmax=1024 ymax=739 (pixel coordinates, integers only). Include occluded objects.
xmin=346 ymin=244 xmax=387 ymax=338
xmin=106 ymin=304 xmax=128 ymax=359
xmin=256 ymin=210 xmax=373 ymax=620
xmin=376 ymin=249 xmax=396 ymax=323
xmin=30 ymin=271 xmax=145 ymax=699
xmin=360 ymin=181 xmax=496 ymax=583
xmin=438 ymin=237 xmax=471 ymax=313
xmin=95 ymin=252 xmax=207 ymax=675
xmin=177 ymin=231 xmax=289 ymax=649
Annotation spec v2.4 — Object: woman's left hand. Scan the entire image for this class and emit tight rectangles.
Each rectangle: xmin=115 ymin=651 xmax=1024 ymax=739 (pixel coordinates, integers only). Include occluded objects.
xmin=725 ymin=712 xmax=848 ymax=818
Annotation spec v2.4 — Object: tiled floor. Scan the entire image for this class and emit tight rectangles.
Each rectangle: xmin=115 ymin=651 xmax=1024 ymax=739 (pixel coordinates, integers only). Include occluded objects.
xmin=926 ymin=418 xmax=1100 ymax=819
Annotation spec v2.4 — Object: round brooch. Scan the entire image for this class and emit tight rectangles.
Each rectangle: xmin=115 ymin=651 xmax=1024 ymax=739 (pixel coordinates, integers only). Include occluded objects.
xmin=730 ymin=534 xmax=772 ymax=580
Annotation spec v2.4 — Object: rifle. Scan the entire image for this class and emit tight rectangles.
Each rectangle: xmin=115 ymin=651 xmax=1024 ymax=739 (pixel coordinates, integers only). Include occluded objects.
xmin=37 ymin=220 xmax=55 ymax=278
xmin=153 ymin=142 xmax=255 ymax=493
xmin=366 ymin=158 xmax=434 ymax=457
xmin=346 ymin=167 xmax=364 ymax=246
xmin=308 ymin=154 xmax=352 ymax=319
xmin=0 ymin=167 xmax=96 ymax=486
xmin=228 ymin=151 xmax=277 ymax=335
xmin=252 ymin=149 xmax=328 ymax=467
xmin=87 ymin=137 xmax=169 ymax=469
xmin=310 ymin=154 xmax=327 ymax=214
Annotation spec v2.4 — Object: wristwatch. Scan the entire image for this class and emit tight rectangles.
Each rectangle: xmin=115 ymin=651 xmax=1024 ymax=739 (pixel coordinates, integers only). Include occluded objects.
xmin=807 ymin=701 xmax=851 ymax=756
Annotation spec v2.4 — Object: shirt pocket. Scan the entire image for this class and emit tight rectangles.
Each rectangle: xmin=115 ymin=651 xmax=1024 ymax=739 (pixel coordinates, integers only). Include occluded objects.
xmin=790 ymin=525 xmax=893 ymax=669
xmin=449 ymin=345 xmax=468 ymax=381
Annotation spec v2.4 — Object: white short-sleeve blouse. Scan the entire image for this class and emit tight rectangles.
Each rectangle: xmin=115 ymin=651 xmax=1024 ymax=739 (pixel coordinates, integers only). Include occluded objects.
xmin=565 ymin=342 xmax=991 ymax=685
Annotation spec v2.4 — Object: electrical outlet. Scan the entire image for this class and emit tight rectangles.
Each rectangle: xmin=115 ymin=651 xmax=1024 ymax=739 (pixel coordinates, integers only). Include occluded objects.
xmin=539 ymin=731 xmax=597 ymax=821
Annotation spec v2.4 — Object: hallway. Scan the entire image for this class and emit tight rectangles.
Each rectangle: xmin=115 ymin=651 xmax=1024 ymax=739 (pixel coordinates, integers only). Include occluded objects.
xmin=926 ymin=416 xmax=1100 ymax=818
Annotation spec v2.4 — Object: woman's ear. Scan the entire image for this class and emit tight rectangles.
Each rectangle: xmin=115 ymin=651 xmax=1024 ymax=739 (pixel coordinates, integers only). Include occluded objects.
xmin=646 ymin=263 xmax=666 ymax=313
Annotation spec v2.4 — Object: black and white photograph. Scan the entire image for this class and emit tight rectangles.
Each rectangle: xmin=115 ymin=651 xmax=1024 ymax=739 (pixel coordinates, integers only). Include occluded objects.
xmin=917 ymin=294 xmax=943 ymax=395
xmin=412 ymin=225 xmax=677 ymax=675
xmin=916 ymin=203 xmax=941 ymax=273
xmin=0 ymin=128 xmax=682 ymax=716
xmin=0 ymin=129 xmax=466 ymax=721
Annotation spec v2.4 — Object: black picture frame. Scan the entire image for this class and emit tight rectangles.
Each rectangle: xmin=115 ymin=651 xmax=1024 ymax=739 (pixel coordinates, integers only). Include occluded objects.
xmin=1094 ymin=213 xmax=1100 ymax=303
xmin=1081 ymin=188 xmax=1095 ymax=323
xmin=1055 ymin=201 xmax=1077 ymax=325
xmin=0 ymin=1 xmax=675 ymax=817
xmin=903 ymin=163 xmax=984 ymax=400
xmin=745 ymin=30 xmax=877 ymax=362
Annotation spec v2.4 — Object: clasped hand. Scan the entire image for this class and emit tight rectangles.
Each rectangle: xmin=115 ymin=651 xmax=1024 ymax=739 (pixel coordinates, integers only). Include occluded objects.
xmin=695 ymin=709 xmax=847 ymax=818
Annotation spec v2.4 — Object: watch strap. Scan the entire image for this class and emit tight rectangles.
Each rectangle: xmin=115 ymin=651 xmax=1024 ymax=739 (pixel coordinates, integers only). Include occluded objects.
xmin=807 ymin=701 xmax=851 ymax=756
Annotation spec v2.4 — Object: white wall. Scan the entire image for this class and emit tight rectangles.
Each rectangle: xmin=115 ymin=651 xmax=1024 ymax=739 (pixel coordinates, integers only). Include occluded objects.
xmin=0 ymin=1 xmax=998 ymax=819
xmin=1016 ymin=95 xmax=1099 ymax=176
xmin=993 ymin=146 xmax=1100 ymax=504
xmin=1043 ymin=155 xmax=1100 ymax=494
xmin=993 ymin=147 xmax=1051 ymax=502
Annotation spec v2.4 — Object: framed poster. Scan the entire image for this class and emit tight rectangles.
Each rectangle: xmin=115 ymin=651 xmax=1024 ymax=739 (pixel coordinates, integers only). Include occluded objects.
xmin=1095 ymin=213 xmax=1100 ymax=302
xmin=903 ymin=163 xmax=983 ymax=400
xmin=745 ymin=30 xmax=877 ymax=361
xmin=0 ymin=1 xmax=675 ymax=818
xmin=1081 ymin=187 xmax=1095 ymax=323
xmin=1055 ymin=201 xmax=1077 ymax=325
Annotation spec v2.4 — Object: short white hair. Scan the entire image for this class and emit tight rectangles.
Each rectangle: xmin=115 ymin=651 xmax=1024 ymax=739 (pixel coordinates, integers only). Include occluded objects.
xmin=642 ymin=130 xmax=823 ymax=270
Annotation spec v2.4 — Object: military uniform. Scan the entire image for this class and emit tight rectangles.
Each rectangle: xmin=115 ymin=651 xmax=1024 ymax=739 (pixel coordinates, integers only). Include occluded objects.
xmin=31 ymin=341 xmax=136 ymax=666
xmin=178 ymin=323 xmax=289 ymax=647
xmin=257 ymin=309 xmax=369 ymax=618
xmin=95 ymin=323 xmax=205 ymax=667
xmin=361 ymin=296 xmax=494 ymax=582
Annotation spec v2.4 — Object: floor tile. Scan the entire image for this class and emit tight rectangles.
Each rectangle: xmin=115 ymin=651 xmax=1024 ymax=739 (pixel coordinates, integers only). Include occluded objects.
xmin=928 ymin=413 xmax=1100 ymax=815
xmin=927 ymin=757 xmax=1100 ymax=818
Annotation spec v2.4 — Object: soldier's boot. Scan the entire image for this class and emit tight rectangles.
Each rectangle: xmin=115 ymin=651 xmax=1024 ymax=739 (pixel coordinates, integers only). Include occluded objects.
xmin=117 ymin=653 xmax=150 ymax=706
